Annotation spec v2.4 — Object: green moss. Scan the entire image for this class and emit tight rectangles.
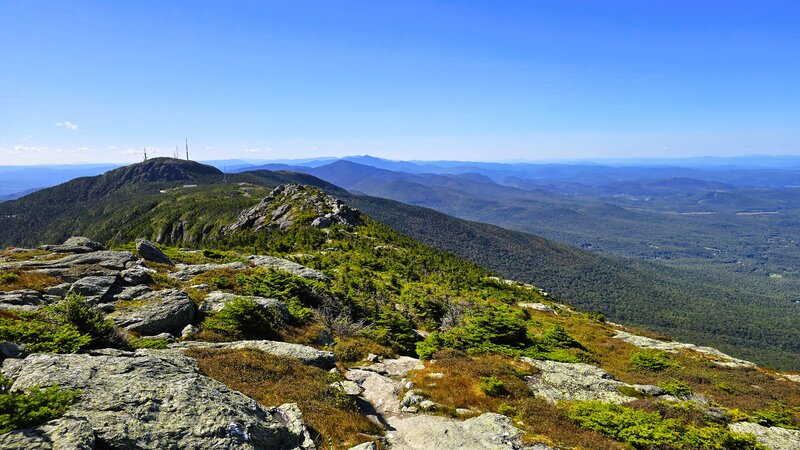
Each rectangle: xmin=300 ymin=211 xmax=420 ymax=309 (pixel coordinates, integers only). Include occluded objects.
xmin=0 ymin=374 xmax=81 ymax=433
xmin=630 ymin=350 xmax=672 ymax=371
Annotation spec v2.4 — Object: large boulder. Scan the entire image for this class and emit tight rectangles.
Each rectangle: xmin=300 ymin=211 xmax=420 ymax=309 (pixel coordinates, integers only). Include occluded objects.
xmin=0 ymin=289 xmax=47 ymax=311
xmin=729 ymin=422 xmax=800 ymax=450
xmin=172 ymin=340 xmax=336 ymax=370
xmin=0 ymin=350 xmax=316 ymax=449
xmin=109 ymin=289 xmax=196 ymax=336
xmin=248 ymin=255 xmax=328 ymax=281
xmin=135 ymin=238 xmax=174 ymax=266
xmin=170 ymin=262 xmax=248 ymax=282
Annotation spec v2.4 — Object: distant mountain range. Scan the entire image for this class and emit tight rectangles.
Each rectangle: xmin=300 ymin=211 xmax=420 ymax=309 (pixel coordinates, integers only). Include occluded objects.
xmin=2 ymin=157 xmax=799 ymax=369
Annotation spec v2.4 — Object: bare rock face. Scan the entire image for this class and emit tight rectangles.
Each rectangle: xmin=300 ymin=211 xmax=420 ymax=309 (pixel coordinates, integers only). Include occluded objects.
xmin=387 ymin=413 xmax=544 ymax=450
xmin=0 ymin=350 xmax=316 ymax=450
xmin=228 ymin=184 xmax=362 ymax=233
xmin=108 ymin=289 xmax=196 ymax=336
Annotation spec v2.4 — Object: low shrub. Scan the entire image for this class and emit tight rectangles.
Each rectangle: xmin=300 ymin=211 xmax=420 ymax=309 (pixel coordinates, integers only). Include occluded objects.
xmin=752 ymin=402 xmax=797 ymax=429
xmin=203 ymin=297 xmax=281 ymax=340
xmin=478 ymin=376 xmax=506 ymax=396
xmin=658 ymin=379 xmax=693 ymax=399
xmin=0 ymin=272 xmax=20 ymax=285
xmin=567 ymin=401 xmax=766 ymax=450
xmin=0 ymin=374 xmax=81 ymax=433
xmin=630 ymin=350 xmax=672 ymax=371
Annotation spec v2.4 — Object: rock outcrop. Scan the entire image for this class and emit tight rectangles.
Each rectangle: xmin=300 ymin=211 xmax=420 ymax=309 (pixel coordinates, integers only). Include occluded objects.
xmin=729 ymin=422 xmax=800 ymax=450
xmin=613 ymin=330 xmax=757 ymax=369
xmin=228 ymin=184 xmax=362 ymax=232
xmin=40 ymin=236 xmax=105 ymax=254
xmin=0 ymin=289 xmax=47 ymax=311
xmin=170 ymin=262 xmax=248 ymax=281
xmin=522 ymin=357 xmax=653 ymax=404
xmin=171 ymin=340 xmax=336 ymax=370
xmin=0 ymin=350 xmax=315 ymax=450
xmin=108 ymin=289 xmax=196 ymax=336
xmin=248 ymin=255 xmax=329 ymax=281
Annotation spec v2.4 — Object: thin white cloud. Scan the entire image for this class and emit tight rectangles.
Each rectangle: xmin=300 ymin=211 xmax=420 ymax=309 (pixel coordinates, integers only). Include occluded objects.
xmin=244 ymin=147 xmax=261 ymax=153
xmin=10 ymin=145 xmax=46 ymax=154
xmin=56 ymin=120 xmax=78 ymax=131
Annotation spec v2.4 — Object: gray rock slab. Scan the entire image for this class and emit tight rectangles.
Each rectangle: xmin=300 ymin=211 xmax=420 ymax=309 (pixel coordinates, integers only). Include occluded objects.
xmin=170 ymin=262 xmax=248 ymax=281
xmin=248 ymin=255 xmax=328 ymax=281
xmin=109 ymin=289 xmax=195 ymax=336
xmin=521 ymin=357 xmax=639 ymax=404
xmin=729 ymin=422 xmax=800 ymax=450
xmin=0 ymin=289 xmax=47 ymax=311
xmin=173 ymin=340 xmax=336 ymax=370
xmin=0 ymin=351 xmax=315 ymax=450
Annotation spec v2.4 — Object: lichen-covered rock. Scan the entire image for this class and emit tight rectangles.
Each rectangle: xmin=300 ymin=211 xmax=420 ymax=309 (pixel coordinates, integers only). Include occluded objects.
xmin=0 ymin=417 xmax=95 ymax=450
xmin=135 ymin=238 xmax=174 ymax=265
xmin=331 ymin=380 xmax=364 ymax=396
xmin=8 ymin=251 xmax=137 ymax=282
xmin=199 ymin=291 xmax=290 ymax=322
xmin=248 ymin=255 xmax=329 ymax=281
xmin=172 ymin=340 xmax=336 ymax=370
xmin=613 ymin=330 xmax=757 ymax=368
xmin=521 ymin=357 xmax=640 ymax=404
xmin=0 ymin=350 xmax=316 ymax=450
xmin=729 ymin=422 xmax=800 ymax=450
xmin=109 ymin=289 xmax=195 ymax=336
xmin=170 ymin=261 xmax=248 ymax=281
xmin=0 ymin=289 xmax=47 ymax=311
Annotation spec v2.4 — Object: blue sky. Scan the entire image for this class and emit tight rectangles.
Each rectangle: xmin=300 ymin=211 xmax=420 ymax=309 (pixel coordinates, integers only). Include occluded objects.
xmin=1 ymin=1 xmax=798 ymax=164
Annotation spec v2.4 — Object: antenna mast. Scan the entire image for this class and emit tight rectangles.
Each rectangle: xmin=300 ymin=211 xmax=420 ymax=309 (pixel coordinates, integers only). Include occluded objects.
xmin=143 ymin=147 xmax=147 ymax=161
xmin=185 ymin=138 xmax=189 ymax=161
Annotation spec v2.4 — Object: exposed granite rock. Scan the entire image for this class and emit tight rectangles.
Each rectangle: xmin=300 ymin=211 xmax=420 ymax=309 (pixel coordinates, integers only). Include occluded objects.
xmin=109 ymin=289 xmax=195 ymax=336
xmin=386 ymin=412 xmax=543 ymax=450
xmin=613 ymin=330 xmax=757 ymax=369
xmin=8 ymin=251 xmax=137 ymax=282
xmin=0 ymin=350 xmax=316 ymax=449
xmin=119 ymin=264 xmax=156 ymax=285
xmin=135 ymin=238 xmax=174 ymax=265
xmin=40 ymin=236 xmax=105 ymax=254
xmin=248 ymin=255 xmax=329 ymax=281
xmin=170 ymin=261 xmax=248 ymax=281
xmin=0 ymin=289 xmax=47 ymax=311
xmin=68 ymin=275 xmax=117 ymax=303
xmin=45 ymin=283 xmax=71 ymax=297
xmin=729 ymin=422 xmax=800 ymax=450
xmin=518 ymin=302 xmax=557 ymax=314
xmin=521 ymin=357 xmax=641 ymax=404
xmin=331 ymin=380 xmax=364 ymax=396
xmin=0 ymin=341 xmax=26 ymax=360
xmin=114 ymin=284 xmax=152 ymax=301
xmin=356 ymin=356 xmax=425 ymax=378
xmin=348 ymin=443 xmax=377 ymax=450
xmin=346 ymin=368 xmax=403 ymax=415
xmin=199 ymin=291 xmax=290 ymax=322
xmin=172 ymin=340 xmax=336 ymax=370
